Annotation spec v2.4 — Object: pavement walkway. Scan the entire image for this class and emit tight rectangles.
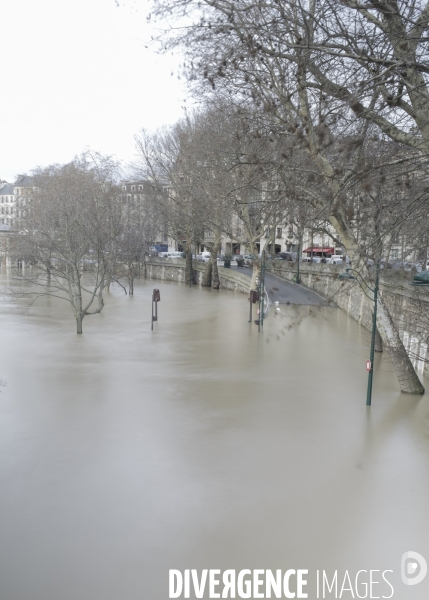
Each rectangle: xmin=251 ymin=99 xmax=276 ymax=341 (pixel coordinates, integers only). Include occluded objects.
xmin=231 ymin=265 xmax=326 ymax=306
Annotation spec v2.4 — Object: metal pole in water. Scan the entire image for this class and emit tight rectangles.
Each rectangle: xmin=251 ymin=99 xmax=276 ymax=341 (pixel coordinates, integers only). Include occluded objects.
xmin=366 ymin=261 xmax=380 ymax=406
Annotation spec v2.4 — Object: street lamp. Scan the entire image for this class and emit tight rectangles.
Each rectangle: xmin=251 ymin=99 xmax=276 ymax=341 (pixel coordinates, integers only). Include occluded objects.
xmin=344 ymin=262 xmax=380 ymax=406
xmin=296 ymin=241 xmax=301 ymax=284
xmin=256 ymin=250 xmax=267 ymax=332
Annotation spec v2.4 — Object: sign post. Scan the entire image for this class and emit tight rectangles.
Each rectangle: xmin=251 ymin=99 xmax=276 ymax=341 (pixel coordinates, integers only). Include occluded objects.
xmin=248 ymin=290 xmax=259 ymax=323
xmin=151 ymin=289 xmax=160 ymax=330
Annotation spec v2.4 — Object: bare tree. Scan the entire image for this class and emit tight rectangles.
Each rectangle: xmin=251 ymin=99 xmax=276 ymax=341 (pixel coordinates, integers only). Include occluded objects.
xmin=12 ymin=153 xmax=123 ymax=334
xmin=119 ymin=183 xmax=158 ymax=294
xmin=134 ymin=125 xmax=211 ymax=284
xmin=148 ymin=0 xmax=427 ymax=393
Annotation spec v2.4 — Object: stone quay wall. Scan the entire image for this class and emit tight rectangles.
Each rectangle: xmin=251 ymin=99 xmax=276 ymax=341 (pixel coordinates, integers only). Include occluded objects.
xmin=145 ymin=258 xmax=251 ymax=295
xmin=268 ymin=261 xmax=429 ymax=378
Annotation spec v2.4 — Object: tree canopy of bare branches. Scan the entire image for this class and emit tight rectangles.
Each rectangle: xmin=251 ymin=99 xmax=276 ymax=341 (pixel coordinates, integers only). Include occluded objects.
xmin=12 ymin=153 xmax=123 ymax=334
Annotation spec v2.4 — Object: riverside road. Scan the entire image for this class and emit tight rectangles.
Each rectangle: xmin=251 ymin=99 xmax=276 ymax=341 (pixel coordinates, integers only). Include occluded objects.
xmin=231 ymin=264 xmax=326 ymax=306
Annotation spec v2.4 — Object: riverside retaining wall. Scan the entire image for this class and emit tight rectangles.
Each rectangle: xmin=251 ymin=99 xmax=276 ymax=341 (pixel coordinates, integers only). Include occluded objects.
xmin=145 ymin=258 xmax=251 ymax=295
xmin=268 ymin=261 xmax=429 ymax=379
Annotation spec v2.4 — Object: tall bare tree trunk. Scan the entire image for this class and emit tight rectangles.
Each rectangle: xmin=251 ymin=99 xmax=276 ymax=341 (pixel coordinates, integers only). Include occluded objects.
xmin=185 ymin=247 xmax=194 ymax=285
xmin=250 ymin=261 xmax=261 ymax=291
xmin=129 ymin=270 xmax=134 ymax=295
xmin=203 ymin=234 xmax=222 ymax=288
xmin=212 ymin=255 xmax=220 ymax=289
xmin=375 ymin=295 xmax=424 ymax=394
xmin=202 ymin=260 xmax=212 ymax=286
xmin=76 ymin=314 xmax=83 ymax=334
xmin=329 ymin=197 xmax=424 ymax=393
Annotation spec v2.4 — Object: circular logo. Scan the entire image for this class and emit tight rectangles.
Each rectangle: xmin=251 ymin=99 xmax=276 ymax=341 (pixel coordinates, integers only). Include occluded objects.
xmin=401 ymin=551 xmax=428 ymax=586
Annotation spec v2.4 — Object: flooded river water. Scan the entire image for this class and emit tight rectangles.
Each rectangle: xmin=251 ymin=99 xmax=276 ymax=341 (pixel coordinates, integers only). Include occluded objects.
xmin=0 ymin=276 xmax=428 ymax=599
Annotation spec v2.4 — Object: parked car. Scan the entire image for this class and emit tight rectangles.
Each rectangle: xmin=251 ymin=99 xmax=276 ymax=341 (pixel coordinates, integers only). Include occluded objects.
xmin=196 ymin=252 xmax=211 ymax=262
xmin=389 ymin=261 xmax=419 ymax=271
xmin=367 ymin=259 xmax=385 ymax=269
xmin=276 ymin=252 xmax=296 ymax=261
xmin=243 ymin=254 xmax=255 ymax=264
xmin=159 ymin=252 xmax=177 ymax=258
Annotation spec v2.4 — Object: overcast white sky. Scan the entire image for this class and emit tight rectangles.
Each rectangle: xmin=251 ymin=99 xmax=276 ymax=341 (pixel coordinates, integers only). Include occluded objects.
xmin=0 ymin=0 xmax=188 ymax=182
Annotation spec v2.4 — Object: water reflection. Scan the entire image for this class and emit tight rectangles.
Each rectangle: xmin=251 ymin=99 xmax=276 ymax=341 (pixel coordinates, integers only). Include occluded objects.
xmin=0 ymin=275 xmax=428 ymax=599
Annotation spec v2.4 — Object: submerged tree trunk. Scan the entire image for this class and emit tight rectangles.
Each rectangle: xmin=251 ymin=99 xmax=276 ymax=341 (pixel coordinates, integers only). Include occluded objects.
xmin=370 ymin=292 xmax=424 ymax=394
xmin=129 ymin=271 xmax=134 ymax=295
xmin=185 ymin=246 xmax=194 ymax=285
xmin=76 ymin=314 xmax=83 ymax=334
xmin=328 ymin=207 xmax=424 ymax=394
xmin=202 ymin=260 xmax=212 ymax=286
xmin=211 ymin=235 xmax=222 ymax=290
xmin=212 ymin=256 xmax=220 ymax=289
xmin=98 ymin=288 xmax=105 ymax=311
xmin=202 ymin=236 xmax=222 ymax=288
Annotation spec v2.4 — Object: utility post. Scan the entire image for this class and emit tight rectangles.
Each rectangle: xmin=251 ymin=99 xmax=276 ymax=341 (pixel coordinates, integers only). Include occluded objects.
xmin=366 ymin=260 xmax=380 ymax=406
xmin=344 ymin=263 xmax=380 ymax=406
xmin=258 ymin=250 xmax=266 ymax=332
xmin=296 ymin=242 xmax=300 ymax=284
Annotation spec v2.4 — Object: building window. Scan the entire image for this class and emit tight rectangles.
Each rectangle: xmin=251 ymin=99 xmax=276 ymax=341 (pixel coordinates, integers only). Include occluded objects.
xmin=276 ymin=227 xmax=282 ymax=238
xmin=131 ymin=185 xmax=136 ymax=191
xmin=122 ymin=185 xmax=126 ymax=191
xmin=138 ymin=185 xmax=143 ymax=191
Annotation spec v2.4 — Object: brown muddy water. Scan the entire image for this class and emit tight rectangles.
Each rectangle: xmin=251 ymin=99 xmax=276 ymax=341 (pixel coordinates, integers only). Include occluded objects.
xmin=0 ymin=276 xmax=428 ymax=600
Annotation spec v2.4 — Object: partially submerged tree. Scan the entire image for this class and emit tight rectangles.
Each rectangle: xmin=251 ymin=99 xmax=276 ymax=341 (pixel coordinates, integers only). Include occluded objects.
xmin=119 ymin=183 xmax=158 ymax=294
xmin=134 ymin=122 xmax=216 ymax=284
xmin=149 ymin=0 xmax=427 ymax=393
xmin=12 ymin=153 xmax=123 ymax=334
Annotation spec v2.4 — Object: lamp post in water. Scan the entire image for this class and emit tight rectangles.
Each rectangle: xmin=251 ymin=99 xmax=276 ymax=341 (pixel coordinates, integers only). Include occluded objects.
xmin=296 ymin=242 xmax=301 ymax=284
xmin=257 ymin=250 xmax=267 ymax=333
xmin=344 ymin=262 xmax=380 ymax=406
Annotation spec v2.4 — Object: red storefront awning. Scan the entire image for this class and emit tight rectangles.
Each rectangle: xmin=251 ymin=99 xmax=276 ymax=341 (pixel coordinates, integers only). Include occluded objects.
xmin=303 ymin=247 xmax=335 ymax=255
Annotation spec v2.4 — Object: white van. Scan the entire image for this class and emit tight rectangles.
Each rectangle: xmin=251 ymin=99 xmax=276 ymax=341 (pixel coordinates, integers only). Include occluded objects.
xmin=328 ymin=255 xmax=350 ymax=265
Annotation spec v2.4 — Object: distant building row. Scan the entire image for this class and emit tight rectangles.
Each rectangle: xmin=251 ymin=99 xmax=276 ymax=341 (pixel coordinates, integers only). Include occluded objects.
xmin=0 ymin=176 xmax=34 ymax=230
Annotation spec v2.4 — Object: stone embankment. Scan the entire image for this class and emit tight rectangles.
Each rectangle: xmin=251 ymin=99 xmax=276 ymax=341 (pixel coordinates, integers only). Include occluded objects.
xmin=145 ymin=258 xmax=251 ymax=294
xmin=268 ymin=261 xmax=429 ymax=379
